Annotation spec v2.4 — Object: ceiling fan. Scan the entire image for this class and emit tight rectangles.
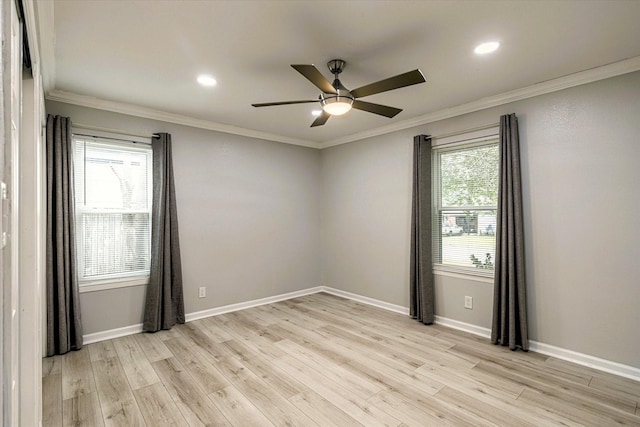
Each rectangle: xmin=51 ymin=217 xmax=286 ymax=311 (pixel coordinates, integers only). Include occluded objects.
xmin=251 ymin=59 xmax=426 ymax=127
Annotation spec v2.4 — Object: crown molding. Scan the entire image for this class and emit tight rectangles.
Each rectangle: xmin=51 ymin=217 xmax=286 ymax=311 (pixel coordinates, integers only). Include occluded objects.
xmin=47 ymin=56 xmax=640 ymax=150
xmin=27 ymin=0 xmax=55 ymax=93
xmin=46 ymin=90 xmax=322 ymax=149
xmin=321 ymin=55 xmax=640 ymax=148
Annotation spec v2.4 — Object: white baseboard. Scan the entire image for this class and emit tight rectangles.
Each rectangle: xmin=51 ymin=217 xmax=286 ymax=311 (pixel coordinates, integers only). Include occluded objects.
xmin=430 ymin=315 xmax=640 ymax=382
xmin=528 ymin=340 xmax=640 ymax=382
xmin=81 ymin=285 xmax=640 ymax=382
xmin=83 ymin=323 xmax=143 ymax=345
xmin=320 ymin=287 xmax=410 ymax=315
xmin=323 ymin=290 xmax=640 ymax=382
xmin=184 ymin=286 xmax=325 ymax=322
xmin=434 ymin=315 xmax=492 ymax=339
xmin=82 ymin=286 xmax=324 ymax=343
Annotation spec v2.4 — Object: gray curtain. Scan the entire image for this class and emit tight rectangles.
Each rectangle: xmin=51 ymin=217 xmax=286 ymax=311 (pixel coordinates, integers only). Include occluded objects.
xmin=46 ymin=115 xmax=83 ymax=356
xmin=491 ymin=113 xmax=528 ymax=350
xmin=143 ymin=133 xmax=185 ymax=332
xmin=410 ymin=134 xmax=435 ymax=324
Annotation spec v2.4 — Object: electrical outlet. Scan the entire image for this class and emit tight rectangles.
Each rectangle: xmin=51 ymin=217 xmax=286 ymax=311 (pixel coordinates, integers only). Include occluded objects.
xmin=198 ymin=287 xmax=206 ymax=298
xmin=464 ymin=296 xmax=473 ymax=309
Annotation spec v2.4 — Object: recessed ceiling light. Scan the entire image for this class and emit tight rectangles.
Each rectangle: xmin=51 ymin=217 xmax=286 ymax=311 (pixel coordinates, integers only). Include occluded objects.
xmin=474 ymin=41 xmax=500 ymax=55
xmin=197 ymin=74 xmax=217 ymax=87
xmin=311 ymin=110 xmax=322 ymax=116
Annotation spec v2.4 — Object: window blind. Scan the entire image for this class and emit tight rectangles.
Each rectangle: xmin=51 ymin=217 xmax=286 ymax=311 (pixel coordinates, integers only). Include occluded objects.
xmin=73 ymin=137 xmax=152 ymax=283
xmin=433 ymin=141 xmax=499 ymax=272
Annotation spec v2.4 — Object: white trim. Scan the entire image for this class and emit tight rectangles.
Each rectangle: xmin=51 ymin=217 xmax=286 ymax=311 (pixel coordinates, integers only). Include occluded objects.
xmin=433 ymin=267 xmax=494 ymax=284
xmin=83 ymin=323 xmax=144 ymax=345
xmin=80 ymin=285 xmax=640 ymax=382
xmin=79 ymin=278 xmax=148 ymax=293
xmin=45 ymin=56 xmax=640 ymax=150
xmin=528 ymin=341 xmax=640 ymax=382
xmin=321 ymin=56 xmax=640 ymax=148
xmin=46 ymin=90 xmax=321 ymax=149
xmin=320 ymin=287 xmax=410 ymax=315
xmin=73 ymin=126 xmax=152 ymax=144
xmin=434 ymin=315 xmax=640 ymax=382
xmin=434 ymin=315 xmax=492 ymax=339
xmin=433 ymin=126 xmax=499 ymax=148
xmin=184 ymin=286 xmax=325 ymax=322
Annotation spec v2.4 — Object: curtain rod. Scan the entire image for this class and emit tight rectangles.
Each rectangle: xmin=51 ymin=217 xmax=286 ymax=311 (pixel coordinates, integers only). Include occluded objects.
xmin=431 ymin=123 xmax=499 ymax=141
xmin=72 ymin=123 xmax=159 ymax=141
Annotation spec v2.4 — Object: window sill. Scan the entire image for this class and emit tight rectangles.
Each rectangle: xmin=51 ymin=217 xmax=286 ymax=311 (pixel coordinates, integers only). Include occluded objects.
xmin=433 ymin=265 xmax=494 ymax=284
xmin=79 ymin=276 xmax=149 ymax=293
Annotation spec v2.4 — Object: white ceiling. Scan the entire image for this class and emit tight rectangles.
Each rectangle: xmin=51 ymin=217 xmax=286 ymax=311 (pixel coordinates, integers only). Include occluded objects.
xmin=45 ymin=0 xmax=640 ymax=146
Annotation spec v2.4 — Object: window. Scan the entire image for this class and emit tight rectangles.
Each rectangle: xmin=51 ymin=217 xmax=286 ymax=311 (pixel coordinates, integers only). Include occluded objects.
xmin=433 ymin=138 xmax=499 ymax=275
xmin=73 ymin=135 xmax=152 ymax=285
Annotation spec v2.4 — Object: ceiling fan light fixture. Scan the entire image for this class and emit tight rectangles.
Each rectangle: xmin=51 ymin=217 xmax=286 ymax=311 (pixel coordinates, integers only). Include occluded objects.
xmin=321 ymin=95 xmax=354 ymax=116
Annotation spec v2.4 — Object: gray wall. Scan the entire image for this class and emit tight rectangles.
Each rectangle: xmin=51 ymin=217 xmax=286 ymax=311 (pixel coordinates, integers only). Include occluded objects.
xmin=321 ymin=71 xmax=640 ymax=368
xmin=46 ymin=101 xmax=322 ymax=334
xmin=48 ymin=71 xmax=640 ymax=369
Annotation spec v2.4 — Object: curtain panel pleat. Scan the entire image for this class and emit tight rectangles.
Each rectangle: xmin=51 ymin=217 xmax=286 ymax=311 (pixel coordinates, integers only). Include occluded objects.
xmin=410 ymin=135 xmax=435 ymax=324
xmin=143 ymin=133 xmax=185 ymax=332
xmin=491 ymin=113 xmax=529 ymax=350
xmin=46 ymin=114 xmax=83 ymax=356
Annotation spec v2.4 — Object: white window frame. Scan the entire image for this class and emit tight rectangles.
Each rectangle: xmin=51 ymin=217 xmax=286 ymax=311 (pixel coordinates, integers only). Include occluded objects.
xmin=432 ymin=127 xmax=499 ymax=281
xmin=72 ymin=129 xmax=153 ymax=293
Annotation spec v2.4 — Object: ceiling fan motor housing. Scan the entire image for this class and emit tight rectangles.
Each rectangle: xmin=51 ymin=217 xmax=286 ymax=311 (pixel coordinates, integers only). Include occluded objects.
xmin=327 ymin=59 xmax=346 ymax=76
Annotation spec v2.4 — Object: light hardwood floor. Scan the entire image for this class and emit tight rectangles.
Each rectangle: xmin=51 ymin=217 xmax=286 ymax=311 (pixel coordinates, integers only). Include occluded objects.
xmin=42 ymin=292 xmax=640 ymax=426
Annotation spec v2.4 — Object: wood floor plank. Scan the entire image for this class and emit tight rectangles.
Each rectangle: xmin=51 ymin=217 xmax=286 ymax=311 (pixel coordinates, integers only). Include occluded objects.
xmin=91 ymin=357 xmax=146 ymax=426
xmin=196 ymin=316 xmax=235 ymax=343
xmin=276 ymin=338 xmax=385 ymax=398
xmin=43 ymin=355 xmax=62 ymax=377
xmin=367 ymin=389 xmax=476 ymax=427
xmin=61 ymin=348 xmax=96 ymax=400
xmin=43 ymin=293 xmax=640 ymax=427
xmin=233 ymin=375 xmax=318 ymax=426
xmin=153 ymin=328 xmax=183 ymax=342
xmin=289 ymin=389 xmax=364 ymax=427
xmin=319 ymin=323 xmax=427 ymax=369
xmin=434 ymin=386 xmax=537 ymax=427
xmin=175 ymin=322 xmax=234 ymax=361
xmin=151 ymin=357 xmax=229 ymax=426
xmin=423 ymin=365 xmax=571 ymax=426
xmin=267 ymin=323 xmax=353 ymax=366
xmin=134 ymin=332 xmax=173 ymax=363
xmin=216 ymin=312 xmax=287 ymax=360
xmin=517 ymin=387 xmax=640 ymax=425
xmin=589 ymin=374 xmax=640 ymax=402
xmin=476 ymin=359 xmax=638 ymax=414
xmin=112 ymin=335 xmax=160 ymax=390
xmin=222 ymin=338 xmax=262 ymax=361
xmin=208 ymin=384 xmax=275 ymax=426
xmin=416 ymin=364 xmax=521 ymax=401
xmin=273 ymin=354 xmax=402 ymax=427
xmin=42 ymin=373 xmax=63 ymax=426
xmin=163 ymin=336 xmax=230 ymax=394
xmin=88 ymin=341 xmax=118 ymax=362
xmin=62 ymin=392 xmax=104 ymax=427
xmin=240 ymin=354 xmax=308 ymax=399
xmin=133 ymin=382 xmax=189 ymax=426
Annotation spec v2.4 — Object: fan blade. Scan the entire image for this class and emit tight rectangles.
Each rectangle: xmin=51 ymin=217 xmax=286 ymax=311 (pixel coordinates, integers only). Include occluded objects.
xmin=252 ymin=100 xmax=318 ymax=107
xmin=352 ymin=100 xmax=402 ymax=118
xmin=311 ymin=111 xmax=330 ymax=127
xmin=350 ymin=69 xmax=426 ymax=98
xmin=292 ymin=65 xmax=338 ymax=94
